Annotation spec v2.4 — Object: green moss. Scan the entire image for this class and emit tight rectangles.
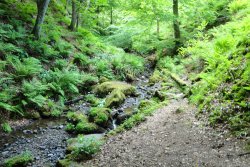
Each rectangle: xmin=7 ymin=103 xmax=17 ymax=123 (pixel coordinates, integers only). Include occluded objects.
xmin=67 ymin=112 xmax=88 ymax=123
xmin=84 ymin=94 xmax=101 ymax=107
xmin=149 ymin=70 xmax=162 ymax=85
xmin=66 ymin=111 xmax=98 ymax=134
xmin=75 ymin=122 xmax=98 ymax=134
xmin=24 ymin=111 xmax=41 ymax=119
xmin=89 ymin=107 xmax=110 ymax=126
xmin=65 ymin=123 xmax=75 ymax=132
xmin=1 ymin=122 xmax=12 ymax=133
xmin=94 ymin=81 xmax=136 ymax=97
xmin=4 ymin=151 xmax=34 ymax=167
xmin=105 ymin=89 xmax=126 ymax=108
xmin=51 ymin=110 xmax=62 ymax=117
xmin=138 ymin=99 xmax=157 ymax=110
xmin=57 ymin=158 xmax=81 ymax=167
xmin=99 ymin=77 xmax=109 ymax=83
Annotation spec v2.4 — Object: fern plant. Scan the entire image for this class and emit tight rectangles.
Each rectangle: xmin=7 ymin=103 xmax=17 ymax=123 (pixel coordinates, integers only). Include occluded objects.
xmin=21 ymin=78 xmax=48 ymax=108
xmin=7 ymin=56 xmax=42 ymax=79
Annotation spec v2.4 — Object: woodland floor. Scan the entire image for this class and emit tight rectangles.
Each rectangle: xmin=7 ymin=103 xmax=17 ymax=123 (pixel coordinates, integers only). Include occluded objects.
xmin=82 ymin=99 xmax=250 ymax=167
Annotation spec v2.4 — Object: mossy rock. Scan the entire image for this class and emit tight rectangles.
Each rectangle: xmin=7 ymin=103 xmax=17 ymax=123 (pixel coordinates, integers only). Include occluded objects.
xmin=65 ymin=123 xmax=75 ymax=133
xmin=153 ymin=90 xmax=166 ymax=101
xmin=149 ymin=70 xmax=162 ymax=85
xmin=89 ymin=107 xmax=111 ymax=127
xmin=25 ymin=111 xmax=41 ymax=119
xmin=99 ymin=77 xmax=109 ymax=83
xmin=105 ymin=89 xmax=126 ymax=108
xmin=75 ymin=122 xmax=98 ymax=134
xmin=126 ymin=73 xmax=135 ymax=82
xmin=4 ymin=151 xmax=34 ymax=167
xmin=67 ymin=112 xmax=88 ymax=124
xmin=40 ymin=111 xmax=51 ymax=118
xmin=94 ymin=81 xmax=136 ymax=97
xmin=57 ymin=158 xmax=81 ymax=167
xmin=84 ymin=94 xmax=101 ymax=107
xmin=146 ymin=54 xmax=157 ymax=67
xmin=66 ymin=112 xmax=99 ymax=134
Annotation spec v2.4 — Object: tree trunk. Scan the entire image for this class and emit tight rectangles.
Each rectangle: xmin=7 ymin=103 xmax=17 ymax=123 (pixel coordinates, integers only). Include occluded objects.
xmin=96 ymin=6 xmax=100 ymax=26
xmin=157 ymin=19 xmax=160 ymax=39
xmin=173 ymin=0 xmax=181 ymax=54
xmin=69 ymin=0 xmax=77 ymax=31
xmin=76 ymin=12 xmax=80 ymax=29
xmin=110 ymin=7 xmax=113 ymax=25
xmin=32 ymin=0 xmax=50 ymax=39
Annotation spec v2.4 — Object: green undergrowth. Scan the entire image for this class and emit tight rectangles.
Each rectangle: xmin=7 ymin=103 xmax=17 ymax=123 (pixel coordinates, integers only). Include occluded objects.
xmin=0 ymin=0 xmax=146 ymax=128
xmin=3 ymin=151 xmax=34 ymax=167
xmin=180 ymin=0 xmax=250 ymax=137
xmin=58 ymin=135 xmax=104 ymax=167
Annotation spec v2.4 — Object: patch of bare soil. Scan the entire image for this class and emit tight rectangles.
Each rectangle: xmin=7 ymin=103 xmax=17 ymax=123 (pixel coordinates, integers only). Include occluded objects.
xmin=82 ymin=99 xmax=250 ymax=167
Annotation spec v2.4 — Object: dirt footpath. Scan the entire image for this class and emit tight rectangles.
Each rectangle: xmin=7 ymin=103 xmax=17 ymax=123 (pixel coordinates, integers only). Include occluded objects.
xmin=82 ymin=99 xmax=250 ymax=167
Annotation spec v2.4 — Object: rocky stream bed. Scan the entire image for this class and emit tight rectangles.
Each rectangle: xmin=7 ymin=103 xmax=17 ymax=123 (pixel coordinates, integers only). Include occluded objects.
xmin=0 ymin=69 xmax=159 ymax=166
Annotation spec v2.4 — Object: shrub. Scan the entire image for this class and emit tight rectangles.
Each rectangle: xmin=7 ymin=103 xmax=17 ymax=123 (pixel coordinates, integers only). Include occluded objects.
xmin=69 ymin=135 xmax=104 ymax=159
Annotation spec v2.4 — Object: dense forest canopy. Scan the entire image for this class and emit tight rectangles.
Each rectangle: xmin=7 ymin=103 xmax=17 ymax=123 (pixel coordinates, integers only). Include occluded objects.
xmin=0 ymin=0 xmax=249 ymax=166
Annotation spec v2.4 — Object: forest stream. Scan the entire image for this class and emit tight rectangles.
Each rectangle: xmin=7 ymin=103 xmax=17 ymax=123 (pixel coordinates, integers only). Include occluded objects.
xmin=0 ymin=67 xmax=159 ymax=167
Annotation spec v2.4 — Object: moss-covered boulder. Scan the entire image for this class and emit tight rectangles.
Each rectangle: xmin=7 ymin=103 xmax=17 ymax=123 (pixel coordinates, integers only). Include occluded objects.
xmin=25 ymin=111 xmax=41 ymax=119
xmin=84 ymin=94 xmax=101 ymax=107
xmin=57 ymin=158 xmax=81 ymax=167
xmin=94 ymin=81 xmax=136 ymax=97
xmin=149 ymin=70 xmax=162 ymax=85
xmin=3 ymin=151 xmax=34 ymax=167
xmin=66 ymin=112 xmax=98 ymax=134
xmin=153 ymin=90 xmax=166 ymax=101
xmin=75 ymin=122 xmax=98 ymax=134
xmin=99 ymin=76 xmax=109 ymax=83
xmin=89 ymin=107 xmax=111 ymax=127
xmin=105 ymin=89 xmax=126 ymax=108
xmin=67 ymin=112 xmax=88 ymax=124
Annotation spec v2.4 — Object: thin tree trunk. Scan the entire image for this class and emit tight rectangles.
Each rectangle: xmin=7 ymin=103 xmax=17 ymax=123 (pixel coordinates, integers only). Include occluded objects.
xmin=110 ymin=7 xmax=113 ymax=25
xmin=76 ymin=12 xmax=80 ymax=29
xmin=69 ymin=0 xmax=77 ymax=31
xmin=173 ymin=0 xmax=181 ymax=54
xmin=32 ymin=0 xmax=50 ymax=39
xmin=157 ymin=19 xmax=160 ymax=39
xmin=96 ymin=6 xmax=100 ymax=26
